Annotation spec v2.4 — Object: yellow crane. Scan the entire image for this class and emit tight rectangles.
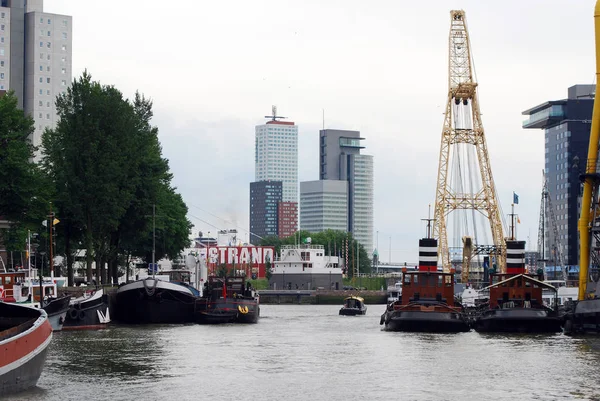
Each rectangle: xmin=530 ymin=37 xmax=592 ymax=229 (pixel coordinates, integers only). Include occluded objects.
xmin=578 ymin=0 xmax=600 ymax=301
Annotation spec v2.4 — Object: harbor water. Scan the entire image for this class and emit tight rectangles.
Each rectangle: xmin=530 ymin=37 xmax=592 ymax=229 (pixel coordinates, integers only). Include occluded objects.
xmin=7 ymin=304 xmax=600 ymax=401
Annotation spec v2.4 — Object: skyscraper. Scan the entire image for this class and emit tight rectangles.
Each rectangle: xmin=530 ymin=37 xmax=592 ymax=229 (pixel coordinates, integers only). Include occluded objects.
xmin=250 ymin=106 xmax=298 ymax=241
xmin=0 ymin=0 xmax=72 ymax=152
xmin=249 ymin=180 xmax=282 ymax=245
xmin=522 ymin=84 xmax=594 ymax=266
xmin=300 ymin=129 xmax=374 ymax=252
xmin=300 ymin=180 xmax=348 ymax=232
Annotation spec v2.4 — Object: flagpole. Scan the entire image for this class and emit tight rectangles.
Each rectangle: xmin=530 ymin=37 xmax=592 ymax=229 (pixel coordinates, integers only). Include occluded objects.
xmin=49 ymin=202 xmax=54 ymax=279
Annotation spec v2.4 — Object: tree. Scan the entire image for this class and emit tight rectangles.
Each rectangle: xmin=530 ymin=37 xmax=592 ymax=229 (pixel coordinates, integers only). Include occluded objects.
xmin=0 ymin=91 xmax=49 ymax=267
xmin=42 ymin=72 xmax=191 ymax=284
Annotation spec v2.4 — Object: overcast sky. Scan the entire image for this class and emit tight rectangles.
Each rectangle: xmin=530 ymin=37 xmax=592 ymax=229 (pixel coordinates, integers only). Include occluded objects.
xmin=48 ymin=0 xmax=597 ymax=263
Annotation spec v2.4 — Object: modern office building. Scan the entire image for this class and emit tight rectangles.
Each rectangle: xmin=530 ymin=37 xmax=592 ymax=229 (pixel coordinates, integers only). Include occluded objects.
xmin=255 ymin=107 xmax=298 ymax=203
xmin=0 ymin=0 xmax=72 ymax=153
xmin=300 ymin=180 xmax=348 ymax=232
xmin=299 ymin=129 xmax=374 ymax=251
xmin=249 ymin=180 xmax=282 ymax=245
xmin=522 ymin=84 xmax=594 ymax=266
xmin=251 ymin=107 xmax=299 ymax=240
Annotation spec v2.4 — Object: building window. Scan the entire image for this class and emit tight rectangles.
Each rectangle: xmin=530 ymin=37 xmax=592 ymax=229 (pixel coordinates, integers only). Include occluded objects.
xmin=61 ymin=44 xmax=66 ymax=51
xmin=47 ymin=42 xmax=51 ymax=48
xmin=38 ymin=100 xmax=42 ymax=106
xmin=38 ymin=113 xmax=42 ymax=118
xmin=46 ymin=89 xmax=50 ymax=95
xmin=61 ymin=68 xmax=65 ymax=74
xmin=0 ymin=72 xmax=4 ymax=79
xmin=61 ymin=56 xmax=66 ymax=63
xmin=47 ymin=31 xmax=50 ymax=37
xmin=40 ymin=17 xmax=43 ymax=23
xmin=62 ymin=32 xmax=67 ymax=39
xmin=1 ymin=61 xmax=4 ymax=67
xmin=61 ymin=80 xmax=66 ymax=86
xmin=1 ymin=38 xmax=4 ymax=43
xmin=48 ymin=19 xmax=51 ymax=24
xmin=46 ymin=101 xmax=50 ymax=107
xmin=39 ymin=89 xmax=42 ymax=95
xmin=0 ymin=49 xmax=4 ymax=56
xmin=46 ymin=66 xmax=50 ymax=72
xmin=62 ymin=20 xmax=67 ymax=27
xmin=46 ymin=114 xmax=50 ymax=119
xmin=1 ymin=13 xmax=4 ymax=18
xmin=46 ymin=77 xmax=50 ymax=83
xmin=40 ymin=29 xmax=44 ymax=36
xmin=0 ymin=24 xmax=4 ymax=31
xmin=40 ymin=53 xmax=44 ymax=59
xmin=39 ymin=77 xmax=42 ymax=83
xmin=39 ymin=65 xmax=43 ymax=71
xmin=39 ymin=41 xmax=43 ymax=47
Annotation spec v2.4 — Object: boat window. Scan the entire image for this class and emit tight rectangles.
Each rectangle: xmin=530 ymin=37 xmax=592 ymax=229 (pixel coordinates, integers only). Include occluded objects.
xmin=4 ymin=276 xmax=10 ymax=284
xmin=44 ymin=287 xmax=54 ymax=296
xmin=413 ymin=275 xmax=419 ymax=285
xmin=404 ymin=275 xmax=411 ymax=285
xmin=445 ymin=276 xmax=452 ymax=287
xmin=525 ymin=281 xmax=531 ymax=287
xmin=438 ymin=275 xmax=443 ymax=286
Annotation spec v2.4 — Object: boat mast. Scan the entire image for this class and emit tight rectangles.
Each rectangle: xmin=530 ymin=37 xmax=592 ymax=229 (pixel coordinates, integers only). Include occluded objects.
xmin=152 ymin=204 xmax=156 ymax=279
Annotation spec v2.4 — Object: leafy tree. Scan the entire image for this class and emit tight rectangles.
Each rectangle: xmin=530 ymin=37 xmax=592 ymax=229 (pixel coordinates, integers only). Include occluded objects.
xmin=0 ymin=91 xmax=49 ymax=267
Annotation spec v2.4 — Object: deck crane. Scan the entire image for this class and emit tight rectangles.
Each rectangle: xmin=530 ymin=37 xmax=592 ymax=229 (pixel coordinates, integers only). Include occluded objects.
xmin=433 ymin=10 xmax=505 ymax=275
xmin=537 ymin=173 xmax=567 ymax=281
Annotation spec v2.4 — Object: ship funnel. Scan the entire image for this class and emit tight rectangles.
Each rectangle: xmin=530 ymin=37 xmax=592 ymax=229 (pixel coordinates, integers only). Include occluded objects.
xmin=505 ymin=240 xmax=526 ymax=275
xmin=418 ymin=238 xmax=438 ymax=272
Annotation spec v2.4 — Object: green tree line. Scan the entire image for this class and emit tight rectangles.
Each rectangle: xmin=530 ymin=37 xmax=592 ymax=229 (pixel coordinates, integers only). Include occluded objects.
xmin=0 ymin=72 xmax=192 ymax=286
xmin=259 ymin=229 xmax=372 ymax=277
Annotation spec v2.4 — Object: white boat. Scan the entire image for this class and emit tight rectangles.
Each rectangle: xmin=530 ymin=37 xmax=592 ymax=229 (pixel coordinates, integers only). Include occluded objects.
xmin=386 ymin=282 xmax=402 ymax=303
xmin=542 ymin=280 xmax=578 ymax=309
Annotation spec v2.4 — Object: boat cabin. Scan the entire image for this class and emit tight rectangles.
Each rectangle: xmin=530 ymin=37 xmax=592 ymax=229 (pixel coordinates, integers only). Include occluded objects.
xmin=0 ymin=271 xmax=27 ymax=301
xmin=343 ymin=296 xmax=364 ymax=309
xmin=485 ymin=273 xmax=556 ymax=310
xmin=401 ymin=269 xmax=456 ymax=306
xmin=205 ymin=276 xmax=254 ymax=300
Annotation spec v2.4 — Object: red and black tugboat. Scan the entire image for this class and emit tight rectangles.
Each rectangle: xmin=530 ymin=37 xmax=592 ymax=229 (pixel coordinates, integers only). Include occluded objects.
xmin=194 ymin=276 xmax=259 ymax=324
xmin=380 ymin=219 xmax=470 ymax=333
xmin=473 ymin=239 xmax=562 ymax=333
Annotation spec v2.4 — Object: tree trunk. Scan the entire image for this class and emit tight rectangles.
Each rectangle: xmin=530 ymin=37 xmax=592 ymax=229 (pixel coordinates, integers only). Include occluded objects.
xmin=65 ymin=222 xmax=74 ymax=287
xmin=110 ymin=231 xmax=120 ymax=285
xmin=86 ymin=214 xmax=93 ymax=284
xmin=125 ymin=253 xmax=131 ymax=283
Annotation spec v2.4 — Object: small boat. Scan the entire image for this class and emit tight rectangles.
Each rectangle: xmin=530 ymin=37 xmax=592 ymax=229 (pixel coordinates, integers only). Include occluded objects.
xmin=380 ymin=224 xmax=470 ymax=333
xmin=473 ymin=240 xmax=562 ymax=333
xmin=195 ymin=276 xmax=260 ymax=324
xmin=63 ymin=288 xmax=111 ymax=330
xmin=116 ymin=272 xmax=199 ymax=324
xmin=386 ymin=282 xmax=402 ymax=304
xmin=339 ymin=296 xmax=367 ymax=316
xmin=0 ymin=301 xmax=53 ymax=396
xmin=41 ymin=295 xmax=71 ymax=331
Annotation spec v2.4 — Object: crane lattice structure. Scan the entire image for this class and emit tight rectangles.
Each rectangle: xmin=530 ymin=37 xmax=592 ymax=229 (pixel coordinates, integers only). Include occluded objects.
xmin=537 ymin=172 xmax=566 ymax=281
xmin=433 ymin=10 xmax=505 ymax=273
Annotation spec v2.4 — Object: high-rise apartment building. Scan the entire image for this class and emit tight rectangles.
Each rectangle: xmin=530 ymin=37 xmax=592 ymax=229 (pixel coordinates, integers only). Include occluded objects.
xmin=300 ymin=129 xmax=374 ymax=251
xmin=0 ymin=0 xmax=72 ymax=152
xmin=522 ymin=84 xmax=594 ymax=267
xmin=251 ymin=107 xmax=298 ymax=241
xmin=300 ymin=180 xmax=348 ymax=232
xmin=249 ymin=180 xmax=282 ymax=245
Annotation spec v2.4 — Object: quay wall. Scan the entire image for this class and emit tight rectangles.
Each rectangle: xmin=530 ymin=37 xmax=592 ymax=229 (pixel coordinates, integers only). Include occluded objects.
xmin=259 ymin=290 xmax=387 ymax=305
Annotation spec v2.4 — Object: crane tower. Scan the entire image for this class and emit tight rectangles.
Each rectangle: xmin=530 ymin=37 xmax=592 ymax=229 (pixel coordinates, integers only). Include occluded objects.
xmin=433 ymin=10 xmax=505 ymax=272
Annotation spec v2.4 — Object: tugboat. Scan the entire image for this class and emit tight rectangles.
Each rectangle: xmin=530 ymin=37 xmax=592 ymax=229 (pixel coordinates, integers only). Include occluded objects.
xmin=473 ymin=231 xmax=562 ymax=333
xmin=63 ymin=288 xmax=111 ymax=330
xmin=380 ymin=218 xmax=470 ymax=332
xmin=339 ymin=296 xmax=367 ymax=316
xmin=0 ymin=301 xmax=53 ymax=396
xmin=195 ymin=275 xmax=259 ymax=324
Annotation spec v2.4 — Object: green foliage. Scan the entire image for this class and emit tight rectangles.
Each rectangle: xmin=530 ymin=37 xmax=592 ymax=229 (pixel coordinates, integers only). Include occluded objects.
xmin=41 ymin=71 xmax=191 ymax=283
xmin=216 ymin=263 xmax=229 ymax=278
xmin=260 ymin=229 xmax=372 ymax=275
xmin=265 ymin=257 xmax=273 ymax=281
xmin=0 ymin=91 xmax=50 ymax=254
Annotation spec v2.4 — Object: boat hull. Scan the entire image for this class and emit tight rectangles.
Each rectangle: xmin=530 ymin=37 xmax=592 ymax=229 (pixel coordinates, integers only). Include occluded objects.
xmin=563 ymin=299 xmax=600 ymax=335
xmin=382 ymin=310 xmax=470 ymax=333
xmin=43 ymin=296 xmax=71 ymax=332
xmin=474 ymin=308 xmax=562 ymax=333
xmin=64 ymin=290 xmax=110 ymax=330
xmin=116 ymin=279 xmax=196 ymax=324
xmin=0 ymin=303 xmax=53 ymax=396
xmin=339 ymin=307 xmax=367 ymax=316
xmin=195 ymin=298 xmax=260 ymax=324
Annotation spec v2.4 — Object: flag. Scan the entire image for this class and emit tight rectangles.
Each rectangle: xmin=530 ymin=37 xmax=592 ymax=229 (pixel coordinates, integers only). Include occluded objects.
xmin=513 ymin=192 xmax=519 ymax=205
xmin=517 ymin=217 xmax=521 ymax=224
xmin=53 ymin=218 xmax=60 ymax=225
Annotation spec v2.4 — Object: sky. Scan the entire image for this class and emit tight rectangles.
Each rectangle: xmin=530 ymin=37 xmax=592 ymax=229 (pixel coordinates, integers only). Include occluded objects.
xmin=47 ymin=0 xmax=597 ymax=263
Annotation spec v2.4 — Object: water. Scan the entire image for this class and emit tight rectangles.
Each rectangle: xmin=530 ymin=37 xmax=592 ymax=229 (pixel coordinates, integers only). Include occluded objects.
xmin=7 ymin=304 xmax=600 ymax=401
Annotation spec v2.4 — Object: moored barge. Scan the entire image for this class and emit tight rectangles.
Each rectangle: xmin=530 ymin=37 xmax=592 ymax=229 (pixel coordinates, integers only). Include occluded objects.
xmin=195 ymin=276 xmax=259 ymax=324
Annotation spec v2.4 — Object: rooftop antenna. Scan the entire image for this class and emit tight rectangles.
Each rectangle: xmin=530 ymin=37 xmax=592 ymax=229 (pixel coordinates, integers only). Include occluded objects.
xmin=265 ymin=105 xmax=286 ymax=122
